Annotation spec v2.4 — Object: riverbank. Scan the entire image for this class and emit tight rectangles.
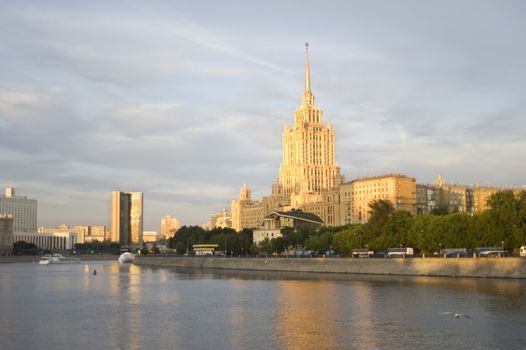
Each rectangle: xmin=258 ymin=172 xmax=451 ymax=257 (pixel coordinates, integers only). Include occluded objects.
xmin=134 ymin=256 xmax=526 ymax=279
xmin=0 ymin=254 xmax=118 ymax=264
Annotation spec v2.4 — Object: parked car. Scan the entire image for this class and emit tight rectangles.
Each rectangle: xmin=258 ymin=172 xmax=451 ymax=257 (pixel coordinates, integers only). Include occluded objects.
xmin=520 ymin=246 xmax=526 ymax=257
xmin=371 ymin=250 xmax=387 ymax=258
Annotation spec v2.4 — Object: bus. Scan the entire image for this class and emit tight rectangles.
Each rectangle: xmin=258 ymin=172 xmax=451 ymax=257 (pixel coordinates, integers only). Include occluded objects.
xmin=192 ymin=244 xmax=219 ymax=256
xmin=474 ymin=247 xmax=508 ymax=257
xmin=387 ymin=247 xmax=414 ymax=258
xmin=352 ymin=248 xmax=373 ymax=258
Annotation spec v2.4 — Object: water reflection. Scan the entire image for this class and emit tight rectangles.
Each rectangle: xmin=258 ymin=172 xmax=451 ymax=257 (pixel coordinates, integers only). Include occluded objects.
xmin=275 ymin=280 xmax=340 ymax=349
xmin=1 ymin=262 xmax=526 ymax=350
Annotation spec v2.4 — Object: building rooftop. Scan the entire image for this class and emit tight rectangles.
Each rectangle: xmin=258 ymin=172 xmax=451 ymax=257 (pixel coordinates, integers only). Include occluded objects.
xmin=344 ymin=173 xmax=414 ymax=185
xmin=267 ymin=210 xmax=324 ymax=225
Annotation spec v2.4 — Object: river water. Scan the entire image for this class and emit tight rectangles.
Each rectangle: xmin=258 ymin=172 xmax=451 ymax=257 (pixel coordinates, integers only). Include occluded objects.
xmin=1 ymin=261 xmax=525 ymax=350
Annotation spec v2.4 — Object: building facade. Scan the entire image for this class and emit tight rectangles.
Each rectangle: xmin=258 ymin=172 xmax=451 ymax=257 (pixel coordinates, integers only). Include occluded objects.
xmin=232 ymin=45 xmax=342 ymax=231
xmin=339 ymin=174 xmax=417 ymax=225
xmin=253 ymin=210 xmax=324 ymax=245
xmin=0 ymin=187 xmax=37 ymax=232
xmin=160 ymin=215 xmax=180 ymax=238
xmin=38 ymin=224 xmax=107 ymax=243
xmin=0 ymin=214 xmax=14 ymax=255
xmin=278 ymin=43 xmax=343 ymax=205
xmin=416 ymin=175 xmax=508 ymax=215
xmin=111 ymin=191 xmax=143 ymax=247
xmin=14 ymin=231 xmax=78 ymax=251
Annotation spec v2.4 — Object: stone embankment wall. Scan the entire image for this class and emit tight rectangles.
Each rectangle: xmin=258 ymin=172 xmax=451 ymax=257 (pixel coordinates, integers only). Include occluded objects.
xmin=134 ymin=256 xmax=526 ymax=279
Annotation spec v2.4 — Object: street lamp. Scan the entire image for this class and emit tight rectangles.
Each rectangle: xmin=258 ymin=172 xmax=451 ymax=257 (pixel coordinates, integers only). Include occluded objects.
xmin=439 ymin=243 xmax=442 ymax=257
xmin=501 ymin=240 xmax=504 ymax=250
xmin=186 ymin=237 xmax=192 ymax=255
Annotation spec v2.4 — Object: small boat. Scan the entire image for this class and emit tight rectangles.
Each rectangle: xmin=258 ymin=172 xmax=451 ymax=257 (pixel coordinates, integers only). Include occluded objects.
xmin=39 ymin=253 xmax=80 ymax=265
xmin=119 ymin=252 xmax=135 ymax=264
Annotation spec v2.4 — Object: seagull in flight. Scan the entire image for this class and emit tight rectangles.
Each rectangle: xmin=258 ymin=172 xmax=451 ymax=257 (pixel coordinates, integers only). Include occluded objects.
xmin=440 ymin=312 xmax=472 ymax=319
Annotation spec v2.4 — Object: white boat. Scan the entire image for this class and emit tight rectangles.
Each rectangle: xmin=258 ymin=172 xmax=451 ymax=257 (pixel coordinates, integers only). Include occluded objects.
xmin=119 ymin=252 xmax=135 ymax=264
xmin=39 ymin=253 xmax=80 ymax=265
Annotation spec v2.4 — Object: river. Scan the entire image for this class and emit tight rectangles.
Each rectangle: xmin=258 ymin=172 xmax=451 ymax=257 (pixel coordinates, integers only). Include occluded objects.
xmin=1 ymin=261 xmax=525 ymax=349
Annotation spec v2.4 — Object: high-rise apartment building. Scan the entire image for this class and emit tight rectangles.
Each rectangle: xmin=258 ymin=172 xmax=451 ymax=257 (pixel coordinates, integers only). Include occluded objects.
xmin=0 ymin=187 xmax=37 ymax=232
xmin=111 ymin=191 xmax=143 ymax=247
xmin=160 ymin=215 xmax=180 ymax=238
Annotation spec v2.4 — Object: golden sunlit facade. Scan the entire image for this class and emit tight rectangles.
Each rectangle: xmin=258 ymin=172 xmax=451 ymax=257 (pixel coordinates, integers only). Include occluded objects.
xmin=111 ymin=191 xmax=143 ymax=247
xmin=340 ymin=174 xmax=417 ymax=224
xmin=231 ymin=45 xmax=343 ymax=231
xmin=278 ymin=43 xmax=343 ymax=205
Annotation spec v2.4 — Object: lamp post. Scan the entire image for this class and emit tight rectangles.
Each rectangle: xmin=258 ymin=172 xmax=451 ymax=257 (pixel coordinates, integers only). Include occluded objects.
xmin=186 ymin=237 xmax=192 ymax=255
xmin=439 ymin=243 xmax=442 ymax=257
xmin=501 ymin=240 xmax=504 ymax=250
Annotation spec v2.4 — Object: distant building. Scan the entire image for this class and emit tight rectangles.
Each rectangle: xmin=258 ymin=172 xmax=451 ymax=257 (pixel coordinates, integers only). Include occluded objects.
xmin=14 ymin=231 xmax=78 ymax=251
xmin=160 ymin=215 xmax=180 ymax=238
xmin=38 ymin=224 xmax=107 ymax=243
xmin=416 ymin=175 xmax=511 ymax=215
xmin=253 ymin=210 xmax=324 ymax=245
xmin=111 ymin=191 xmax=143 ymax=247
xmin=142 ymin=231 xmax=158 ymax=243
xmin=0 ymin=214 xmax=14 ymax=255
xmin=207 ymin=208 xmax=232 ymax=229
xmin=339 ymin=174 xmax=417 ymax=225
xmin=0 ymin=187 xmax=37 ymax=232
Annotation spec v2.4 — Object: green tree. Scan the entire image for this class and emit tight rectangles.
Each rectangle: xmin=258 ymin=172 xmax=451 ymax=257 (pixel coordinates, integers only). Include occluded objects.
xmin=175 ymin=241 xmax=187 ymax=255
xmin=366 ymin=199 xmax=395 ymax=239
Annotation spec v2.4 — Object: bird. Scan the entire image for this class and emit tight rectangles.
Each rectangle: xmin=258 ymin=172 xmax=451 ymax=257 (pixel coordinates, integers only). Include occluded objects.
xmin=440 ymin=312 xmax=472 ymax=319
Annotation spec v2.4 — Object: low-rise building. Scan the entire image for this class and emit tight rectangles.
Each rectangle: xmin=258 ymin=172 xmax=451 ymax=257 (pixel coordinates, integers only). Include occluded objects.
xmin=253 ymin=210 xmax=324 ymax=245
xmin=14 ymin=231 xmax=78 ymax=251
xmin=142 ymin=231 xmax=159 ymax=243
xmin=38 ymin=224 xmax=107 ymax=243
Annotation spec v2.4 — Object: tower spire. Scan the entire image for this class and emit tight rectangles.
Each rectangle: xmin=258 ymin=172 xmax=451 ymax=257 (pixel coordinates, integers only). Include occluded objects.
xmin=305 ymin=43 xmax=310 ymax=92
xmin=305 ymin=42 xmax=311 ymax=92
xmin=301 ymin=43 xmax=315 ymax=108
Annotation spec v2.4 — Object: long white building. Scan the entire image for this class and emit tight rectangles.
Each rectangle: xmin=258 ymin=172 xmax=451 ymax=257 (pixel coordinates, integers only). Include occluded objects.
xmin=0 ymin=187 xmax=37 ymax=232
xmin=13 ymin=231 xmax=78 ymax=251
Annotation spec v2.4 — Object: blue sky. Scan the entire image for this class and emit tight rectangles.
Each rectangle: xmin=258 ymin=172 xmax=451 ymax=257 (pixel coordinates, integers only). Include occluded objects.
xmin=1 ymin=0 xmax=525 ymax=229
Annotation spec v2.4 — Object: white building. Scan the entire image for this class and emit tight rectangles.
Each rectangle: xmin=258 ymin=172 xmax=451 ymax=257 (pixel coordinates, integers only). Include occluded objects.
xmin=0 ymin=187 xmax=37 ymax=232
xmin=13 ymin=231 xmax=78 ymax=251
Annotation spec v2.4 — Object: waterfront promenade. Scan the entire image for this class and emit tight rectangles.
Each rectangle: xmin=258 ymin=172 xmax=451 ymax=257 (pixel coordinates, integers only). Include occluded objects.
xmin=134 ymin=256 xmax=526 ymax=279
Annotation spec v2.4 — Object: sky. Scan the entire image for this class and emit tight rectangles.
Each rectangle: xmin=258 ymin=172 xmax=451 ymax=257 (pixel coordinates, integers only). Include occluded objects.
xmin=1 ymin=0 xmax=525 ymax=230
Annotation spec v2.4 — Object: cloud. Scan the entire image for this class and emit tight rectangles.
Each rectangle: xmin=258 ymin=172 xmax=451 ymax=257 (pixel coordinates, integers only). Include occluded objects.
xmin=1 ymin=1 xmax=525 ymax=228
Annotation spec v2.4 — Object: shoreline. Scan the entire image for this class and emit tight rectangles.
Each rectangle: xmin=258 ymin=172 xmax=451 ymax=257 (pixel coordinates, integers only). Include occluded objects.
xmin=0 ymin=254 xmax=118 ymax=264
xmin=133 ymin=256 xmax=526 ymax=279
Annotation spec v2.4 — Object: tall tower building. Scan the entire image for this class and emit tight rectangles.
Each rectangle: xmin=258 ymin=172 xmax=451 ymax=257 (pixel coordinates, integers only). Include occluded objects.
xmin=111 ymin=191 xmax=143 ymax=247
xmin=278 ymin=44 xmax=342 ymax=205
